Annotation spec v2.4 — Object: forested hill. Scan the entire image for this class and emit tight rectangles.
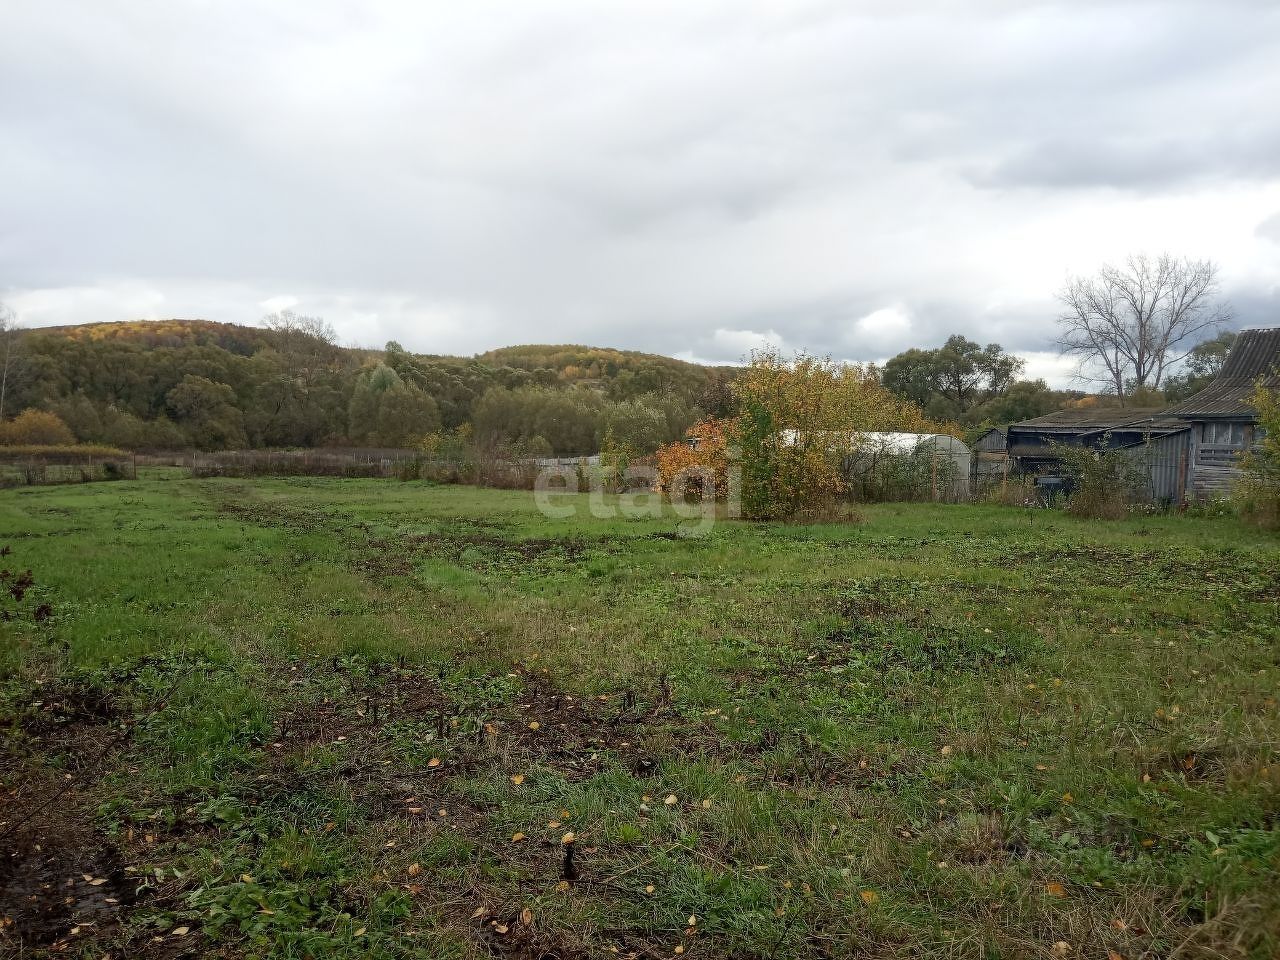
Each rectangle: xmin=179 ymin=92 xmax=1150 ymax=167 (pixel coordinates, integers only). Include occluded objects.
xmin=477 ymin=344 xmax=722 ymax=395
xmin=34 ymin=319 xmax=275 ymax=354
xmin=6 ymin=318 xmax=736 ymax=454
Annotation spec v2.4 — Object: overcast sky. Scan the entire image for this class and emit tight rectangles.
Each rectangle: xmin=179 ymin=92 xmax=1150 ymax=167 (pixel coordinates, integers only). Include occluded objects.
xmin=3 ymin=1 xmax=1279 ymax=382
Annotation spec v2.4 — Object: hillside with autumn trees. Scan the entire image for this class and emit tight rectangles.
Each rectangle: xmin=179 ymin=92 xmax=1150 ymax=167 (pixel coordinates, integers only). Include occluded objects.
xmin=0 ymin=317 xmax=738 ymax=454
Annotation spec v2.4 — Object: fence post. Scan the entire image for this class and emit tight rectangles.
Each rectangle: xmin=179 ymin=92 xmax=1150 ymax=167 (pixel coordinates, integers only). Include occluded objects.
xmin=931 ymin=449 xmax=938 ymax=502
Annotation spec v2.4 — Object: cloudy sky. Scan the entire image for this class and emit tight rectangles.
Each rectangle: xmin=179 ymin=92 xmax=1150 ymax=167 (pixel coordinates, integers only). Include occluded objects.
xmin=3 ymin=1 xmax=1279 ymax=381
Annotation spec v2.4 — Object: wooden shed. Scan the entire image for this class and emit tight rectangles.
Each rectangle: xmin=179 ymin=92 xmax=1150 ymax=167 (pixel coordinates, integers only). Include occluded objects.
xmin=1005 ymin=407 xmax=1181 ymax=472
xmin=1157 ymin=327 xmax=1280 ymax=499
xmin=1005 ymin=327 xmax=1279 ymax=503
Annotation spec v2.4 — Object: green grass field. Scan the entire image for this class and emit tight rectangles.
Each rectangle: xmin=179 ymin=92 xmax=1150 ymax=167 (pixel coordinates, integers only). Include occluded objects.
xmin=2 ymin=477 xmax=1279 ymax=959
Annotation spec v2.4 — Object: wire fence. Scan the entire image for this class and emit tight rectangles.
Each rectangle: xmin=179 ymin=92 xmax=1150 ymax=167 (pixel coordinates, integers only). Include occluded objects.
xmin=16 ymin=441 xmax=1236 ymax=509
xmin=0 ymin=451 xmax=137 ymax=487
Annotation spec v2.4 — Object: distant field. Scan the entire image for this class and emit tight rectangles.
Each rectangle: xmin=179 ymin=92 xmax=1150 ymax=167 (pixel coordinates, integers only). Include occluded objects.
xmin=2 ymin=478 xmax=1279 ymax=959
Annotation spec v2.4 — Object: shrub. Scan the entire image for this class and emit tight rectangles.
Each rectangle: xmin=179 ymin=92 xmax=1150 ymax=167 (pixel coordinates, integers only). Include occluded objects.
xmin=1238 ymin=383 xmax=1280 ymax=528
xmin=731 ymin=349 xmax=940 ymax=520
xmin=0 ymin=443 xmax=126 ymax=458
xmin=599 ymin=427 xmax=637 ymax=494
xmin=0 ymin=409 xmax=76 ymax=446
xmin=1052 ymin=438 xmax=1148 ymax=520
xmin=983 ymin=474 xmax=1037 ymax=507
xmin=654 ymin=419 xmax=730 ymax=502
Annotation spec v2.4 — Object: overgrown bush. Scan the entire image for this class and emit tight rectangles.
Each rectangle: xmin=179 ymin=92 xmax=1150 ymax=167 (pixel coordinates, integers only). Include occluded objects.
xmin=979 ymin=472 xmax=1036 ymax=507
xmin=843 ymin=439 xmax=963 ymax=503
xmin=654 ymin=419 xmax=730 ymax=502
xmin=732 ymin=349 xmax=939 ymax=520
xmin=1052 ymin=438 xmax=1148 ymax=519
xmin=1238 ymin=383 xmax=1280 ymax=528
xmin=599 ymin=427 xmax=636 ymax=493
xmin=0 ymin=409 xmax=75 ymax=446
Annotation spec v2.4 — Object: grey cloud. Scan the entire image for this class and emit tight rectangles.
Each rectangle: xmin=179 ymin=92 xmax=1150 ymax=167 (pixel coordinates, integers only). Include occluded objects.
xmin=1258 ymin=213 xmax=1280 ymax=244
xmin=1 ymin=0 xmax=1278 ymax=377
xmin=969 ymin=131 xmax=1280 ymax=192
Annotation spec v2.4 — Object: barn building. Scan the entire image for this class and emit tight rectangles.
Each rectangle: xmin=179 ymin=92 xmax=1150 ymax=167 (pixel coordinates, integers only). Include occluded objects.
xmin=1158 ymin=327 xmax=1280 ymax=498
xmin=1003 ymin=327 xmax=1279 ymax=503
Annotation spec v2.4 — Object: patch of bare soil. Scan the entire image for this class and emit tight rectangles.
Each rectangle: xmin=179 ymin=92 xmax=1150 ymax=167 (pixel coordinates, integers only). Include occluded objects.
xmin=215 ymin=497 xmax=338 ymax=533
xmin=246 ymin=660 xmax=704 ymax=955
xmin=1 ymin=662 xmax=204 ymax=958
xmin=14 ymin=680 xmax=121 ymax=761
xmin=355 ymin=530 xmax=596 ymax=578
xmin=262 ymin=660 xmax=667 ymax=804
xmin=0 ymin=764 xmax=193 ymax=958
xmin=0 ymin=798 xmax=134 ymax=951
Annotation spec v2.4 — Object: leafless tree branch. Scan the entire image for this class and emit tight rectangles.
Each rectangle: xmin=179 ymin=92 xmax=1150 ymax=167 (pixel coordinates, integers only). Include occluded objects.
xmin=1055 ymin=254 xmax=1230 ymax=404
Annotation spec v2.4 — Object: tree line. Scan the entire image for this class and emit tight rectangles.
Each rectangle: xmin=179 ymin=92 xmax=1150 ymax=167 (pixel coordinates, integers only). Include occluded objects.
xmin=0 ymin=312 xmax=730 ymax=454
xmin=879 ymin=253 xmax=1236 ymax=425
xmin=0 ymin=249 xmax=1241 ymax=456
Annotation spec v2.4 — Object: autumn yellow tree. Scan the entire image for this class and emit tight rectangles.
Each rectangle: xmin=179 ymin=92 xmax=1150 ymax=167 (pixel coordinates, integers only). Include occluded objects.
xmin=653 ymin=419 xmax=730 ymax=501
xmin=0 ymin=409 xmax=76 ymax=446
xmin=733 ymin=348 xmax=940 ymax=519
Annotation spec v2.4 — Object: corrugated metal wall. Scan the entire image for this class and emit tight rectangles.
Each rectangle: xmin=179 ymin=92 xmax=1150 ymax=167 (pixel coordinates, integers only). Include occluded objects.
xmin=1123 ymin=430 xmax=1192 ymax=502
xmin=973 ymin=429 xmax=1007 ymax=453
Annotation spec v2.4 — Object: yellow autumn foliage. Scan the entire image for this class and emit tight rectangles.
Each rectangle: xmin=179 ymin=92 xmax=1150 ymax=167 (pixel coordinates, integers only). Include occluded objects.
xmin=733 ymin=348 xmax=943 ymax=520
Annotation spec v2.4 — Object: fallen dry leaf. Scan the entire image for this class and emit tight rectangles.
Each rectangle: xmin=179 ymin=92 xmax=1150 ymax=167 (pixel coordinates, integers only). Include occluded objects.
xmin=1045 ymin=881 xmax=1067 ymax=897
xmin=860 ymin=890 xmax=879 ymax=905
xmin=511 ymin=774 xmax=525 ymax=785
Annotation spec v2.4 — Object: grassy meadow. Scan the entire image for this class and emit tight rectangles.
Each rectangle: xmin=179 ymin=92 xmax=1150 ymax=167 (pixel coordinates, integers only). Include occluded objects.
xmin=2 ymin=476 xmax=1279 ymax=959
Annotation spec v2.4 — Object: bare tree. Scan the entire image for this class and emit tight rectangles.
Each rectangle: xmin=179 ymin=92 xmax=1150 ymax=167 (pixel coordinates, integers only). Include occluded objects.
xmin=0 ymin=302 xmax=24 ymax=421
xmin=262 ymin=310 xmax=339 ymax=386
xmin=1056 ymin=254 xmax=1231 ymax=404
xmin=263 ymin=308 xmax=337 ymax=346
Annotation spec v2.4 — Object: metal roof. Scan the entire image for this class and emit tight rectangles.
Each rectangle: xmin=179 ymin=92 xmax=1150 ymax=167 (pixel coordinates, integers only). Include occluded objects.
xmin=778 ymin=429 xmax=970 ymax=454
xmin=1009 ymin=407 xmax=1169 ymax=431
xmin=1161 ymin=327 xmax=1280 ymax=419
